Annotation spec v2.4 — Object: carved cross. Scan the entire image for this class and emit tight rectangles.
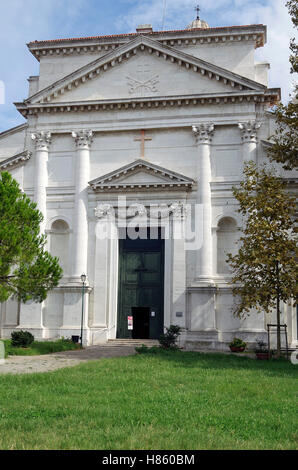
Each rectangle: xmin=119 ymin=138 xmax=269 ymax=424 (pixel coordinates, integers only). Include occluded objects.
xmin=134 ymin=130 xmax=152 ymax=159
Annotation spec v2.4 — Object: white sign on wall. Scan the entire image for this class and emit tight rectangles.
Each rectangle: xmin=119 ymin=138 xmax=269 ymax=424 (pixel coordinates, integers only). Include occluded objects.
xmin=128 ymin=316 xmax=133 ymax=330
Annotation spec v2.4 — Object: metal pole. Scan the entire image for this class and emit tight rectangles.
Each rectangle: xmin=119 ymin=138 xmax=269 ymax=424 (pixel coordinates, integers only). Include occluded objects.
xmin=80 ymin=281 xmax=85 ymax=347
xmin=285 ymin=324 xmax=288 ymax=360
xmin=162 ymin=0 xmax=167 ymax=31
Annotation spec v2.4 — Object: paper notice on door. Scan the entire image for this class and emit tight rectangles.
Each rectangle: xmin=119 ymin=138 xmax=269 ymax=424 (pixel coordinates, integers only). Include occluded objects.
xmin=128 ymin=316 xmax=133 ymax=330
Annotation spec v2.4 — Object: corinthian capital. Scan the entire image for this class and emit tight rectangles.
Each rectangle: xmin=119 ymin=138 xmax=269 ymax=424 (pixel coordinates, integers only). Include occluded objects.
xmin=31 ymin=131 xmax=51 ymax=151
xmin=72 ymin=130 xmax=93 ymax=149
xmin=238 ymin=121 xmax=261 ymax=143
xmin=170 ymin=201 xmax=185 ymax=218
xmin=192 ymin=123 xmax=214 ymax=145
xmin=94 ymin=204 xmax=113 ymax=219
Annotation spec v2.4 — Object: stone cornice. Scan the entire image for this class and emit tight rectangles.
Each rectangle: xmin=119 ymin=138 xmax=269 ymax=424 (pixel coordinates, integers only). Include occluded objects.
xmin=23 ymin=36 xmax=266 ymax=107
xmin=27 ymin=24 xmax=266 ymax=60
xmin=0 ymin=150 xmax=31 ymax=170
xmin=285 ymin=177 xmax=298 ymax=186
xmin=261 ymin=139 xmax=274 ymax=149
xmin=52 ymin=284 xmax=93 ymax=292
xmin=90 ymin=181 xmax=192 ymax=192
xmin=15 ymin=89 xmax=280 ymax=118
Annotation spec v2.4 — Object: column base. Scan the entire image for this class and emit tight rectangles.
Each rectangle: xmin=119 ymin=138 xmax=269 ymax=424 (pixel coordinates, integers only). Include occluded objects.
xmin=192 ymin=276 xmax=215 ymax=287
xmin=65 ymin=276 xmax=90 ymax=288
xmin=184 ymin=329 xmax=219 ymax=351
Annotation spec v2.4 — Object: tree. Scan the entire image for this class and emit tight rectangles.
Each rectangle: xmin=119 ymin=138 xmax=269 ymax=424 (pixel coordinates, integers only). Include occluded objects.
xmin=0 ymin=172 xmax=62 ymax=303
xmin=227 ymin=162 xmax=298 ymax=357
xmin=287 ymin=0 xmax=298 ymax=75
xmin=267 ymin=0 xmax=298 ymax=171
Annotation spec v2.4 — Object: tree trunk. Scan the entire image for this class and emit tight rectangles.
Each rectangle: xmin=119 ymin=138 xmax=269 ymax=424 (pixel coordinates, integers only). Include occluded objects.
xmin=276 ymin=261 xmax=281 ymax=358
xmin=276 ymin=294 xmax=281 ymax=358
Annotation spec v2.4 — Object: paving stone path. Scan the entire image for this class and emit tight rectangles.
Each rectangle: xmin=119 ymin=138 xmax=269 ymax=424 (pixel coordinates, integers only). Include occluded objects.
xmin=0 ymin=345 xmax=137 ymax=375
xmin=0 ymin=343 xmax=255 ymax=375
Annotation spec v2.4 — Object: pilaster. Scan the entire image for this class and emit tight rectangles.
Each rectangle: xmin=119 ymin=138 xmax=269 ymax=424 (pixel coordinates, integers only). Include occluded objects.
xmin=238 ymin=120 xmax=261 ymax=163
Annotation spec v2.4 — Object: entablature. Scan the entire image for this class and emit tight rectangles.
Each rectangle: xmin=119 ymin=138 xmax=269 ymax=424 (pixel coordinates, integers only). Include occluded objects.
xmin=28 ymin=24 xmax=266 ymax=60
xmin=16 ymin=89 xmax=280 ymax=118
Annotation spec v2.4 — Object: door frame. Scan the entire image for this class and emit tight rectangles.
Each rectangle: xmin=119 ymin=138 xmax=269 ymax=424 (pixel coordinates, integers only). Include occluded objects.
xmin=112 ymin=220 xmax=172 ymax=339
xmin=117 ymin=227 xmax=165 ymax=339
xmin=97 ymin=215 xmax=176 ymax=340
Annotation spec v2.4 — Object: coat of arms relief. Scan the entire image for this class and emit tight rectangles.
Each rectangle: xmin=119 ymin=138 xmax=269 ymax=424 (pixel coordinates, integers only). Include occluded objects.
xmin=126 ymin=63 xmax=159 ymax=95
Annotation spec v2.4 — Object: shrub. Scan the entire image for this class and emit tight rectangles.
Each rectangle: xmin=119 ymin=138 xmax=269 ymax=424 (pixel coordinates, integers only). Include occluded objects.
xmin=254 ymin=340 xmax=268 ymax=353
xmin=159 ymin=325 xmax=182 ymax=349
xmin=34 ymin=338 xmax=78 ymax=354
xmin=135 ymin=345 xmax=160 ymax=354
xmin=229 ymin=337 xmax=247 ymax=349
xmin=11 ymin=330 xmax=34 ymax=348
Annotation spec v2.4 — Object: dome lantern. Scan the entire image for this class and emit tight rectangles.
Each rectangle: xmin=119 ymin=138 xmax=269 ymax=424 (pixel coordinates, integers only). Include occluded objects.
xmin=187 ymin=4 xmax=210 ymax=30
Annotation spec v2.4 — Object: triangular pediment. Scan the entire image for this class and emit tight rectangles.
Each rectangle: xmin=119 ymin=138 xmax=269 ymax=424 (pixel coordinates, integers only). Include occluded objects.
xmin=0 ymin=151 xmax=31 ymax=171
xmin=26 ymin=36 xmax=265 ymax=106
xmin=89 ymin=159 xmax=194 ymax=192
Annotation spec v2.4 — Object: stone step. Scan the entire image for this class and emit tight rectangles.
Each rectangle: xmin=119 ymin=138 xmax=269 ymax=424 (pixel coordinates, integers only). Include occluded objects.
xmin=107 ymin=339 xmax=159 ymax=347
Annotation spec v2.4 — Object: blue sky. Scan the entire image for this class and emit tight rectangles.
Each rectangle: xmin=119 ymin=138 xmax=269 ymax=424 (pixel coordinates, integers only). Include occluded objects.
xmin=0 ymin=0 xmax=296 ymax=132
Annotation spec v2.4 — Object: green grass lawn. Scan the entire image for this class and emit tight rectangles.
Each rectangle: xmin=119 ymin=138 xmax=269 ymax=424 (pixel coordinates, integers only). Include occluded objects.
xmin=0 ymin=350 xmax=297 ymax=450
xmin=2 ymin=338 xmax=79 ymax=357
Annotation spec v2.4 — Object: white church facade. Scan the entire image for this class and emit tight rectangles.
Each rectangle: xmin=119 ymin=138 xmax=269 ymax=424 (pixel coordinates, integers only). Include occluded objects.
xmin=0 ymin=16 xmax=297 ymax=349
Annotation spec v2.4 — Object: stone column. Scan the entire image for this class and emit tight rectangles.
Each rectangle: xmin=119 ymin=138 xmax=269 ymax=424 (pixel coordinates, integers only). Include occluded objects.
xmin=238 ymin=120 xmax=261 ymax=163
xmin=192 ymin=123 xmax=214 ymax=283
xmin=71 ymin=130 xmax=93 ymax=281
xmin=31 ymin=131 xmax=51 ymax=233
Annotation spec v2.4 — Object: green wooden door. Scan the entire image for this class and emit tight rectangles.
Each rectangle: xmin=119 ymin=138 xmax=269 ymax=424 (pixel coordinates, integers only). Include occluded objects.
xmin=117 ymin=231 xmax=164 ymax=339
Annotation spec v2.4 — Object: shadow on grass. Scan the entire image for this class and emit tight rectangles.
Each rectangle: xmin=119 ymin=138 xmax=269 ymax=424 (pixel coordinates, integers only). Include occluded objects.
xmin=136 ymin=348 xmax=298 ymax=379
